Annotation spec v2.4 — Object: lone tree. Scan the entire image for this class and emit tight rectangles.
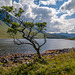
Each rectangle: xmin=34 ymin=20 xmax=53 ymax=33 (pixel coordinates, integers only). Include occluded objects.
xmin=0 ymin=6 xmax=47 ymax=59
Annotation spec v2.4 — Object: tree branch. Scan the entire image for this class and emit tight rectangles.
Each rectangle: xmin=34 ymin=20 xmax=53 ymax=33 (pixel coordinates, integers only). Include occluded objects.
xmin=27 ymin=27 xmax=33 ymax=38
xmin=30 ymin=30 xmax=41 ymax=39
xmin=32 ymin=39 xmax=40 ymax=47
xmin=13 ymin=38 xmax=32 ymax=45
xmin=39 ymin=34 xmax=46 ymax=48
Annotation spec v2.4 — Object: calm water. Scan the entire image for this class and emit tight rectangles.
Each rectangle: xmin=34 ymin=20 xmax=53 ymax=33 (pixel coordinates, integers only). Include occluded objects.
xmin=0 ymin=39 xmax=75 ymax=56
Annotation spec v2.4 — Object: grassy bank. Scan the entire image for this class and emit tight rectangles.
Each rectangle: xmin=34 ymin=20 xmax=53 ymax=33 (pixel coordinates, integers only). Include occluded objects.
xmin=0 ymin=49 xmax=75 ymax=75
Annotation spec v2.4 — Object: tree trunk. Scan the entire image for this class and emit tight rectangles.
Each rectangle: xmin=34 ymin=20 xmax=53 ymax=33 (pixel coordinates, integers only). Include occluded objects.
xmin=37 ymin=49 xmax=41 ymax=59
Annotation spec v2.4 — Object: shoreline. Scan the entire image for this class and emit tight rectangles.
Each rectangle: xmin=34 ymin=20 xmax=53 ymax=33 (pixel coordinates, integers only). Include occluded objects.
xmin=0 ymin=48 xmax=75 ymax=67
xmin=0 ymin=47 xmax=75 ymax=57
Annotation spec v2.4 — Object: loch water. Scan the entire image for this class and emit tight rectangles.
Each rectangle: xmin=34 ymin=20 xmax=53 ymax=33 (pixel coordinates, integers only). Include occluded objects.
xmin=0 ymin=39 xmax=75 ymax=56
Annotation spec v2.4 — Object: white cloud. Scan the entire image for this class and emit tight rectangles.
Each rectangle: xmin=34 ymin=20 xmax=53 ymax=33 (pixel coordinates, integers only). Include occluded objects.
xmin=58 ymin=0 xmax=63 ymax=1
xmin=13 ymin=1 xmax=22 ymax=9
xmin=56 ymin=0 xmax=75 ymax=33
xmin=12 ymin=0 xmax=57 ymax=32
xmin=70 ymin=27 xmax=75 ymax=32
xmin=19 ymin=0 xmax=37 ymax=7
xmin=60 ymin=0 xmax=75 ymax=14
xmin=51 ymin=14 xmax=75 ymax=33
xmin=39 ymin=0 xmax=57 ymax=5
xmin=17 ymin=0 xmax=75 ymax=33
xmin=0 ymin=0 xmax=12 ymax=8
xmin=0 ymin=0 xmax=75 ymax=33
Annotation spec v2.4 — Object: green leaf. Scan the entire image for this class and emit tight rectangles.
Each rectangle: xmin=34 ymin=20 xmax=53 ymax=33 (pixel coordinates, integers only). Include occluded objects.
xmin=11 ymin=22 xmax=20 ymax=28
xmin=7 ymin=28 xmax=17 ymax=34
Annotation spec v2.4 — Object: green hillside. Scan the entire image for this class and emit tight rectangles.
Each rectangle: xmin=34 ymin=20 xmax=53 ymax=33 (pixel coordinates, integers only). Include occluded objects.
xmin=0 ymin=20 xmax=10 ymax=39
xmin=46 ymin=33 xmax=67 ymax=39
xmin=0 ymin=20 xmax=44 ymax=39
xmin=0 ymin=20 xmax=22 ymax=39
xmin=0 ymin=20 xmax=67 ymax=39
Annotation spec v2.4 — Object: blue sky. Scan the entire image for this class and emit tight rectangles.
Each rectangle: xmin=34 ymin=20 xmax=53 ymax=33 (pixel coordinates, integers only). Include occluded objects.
xmin=12 ymin=0 xmax=19 ymax=3
xmin=0 ymin=0 xmax=75 ymax=33
xmin=35 ymin=0 xmax=68 ymax=9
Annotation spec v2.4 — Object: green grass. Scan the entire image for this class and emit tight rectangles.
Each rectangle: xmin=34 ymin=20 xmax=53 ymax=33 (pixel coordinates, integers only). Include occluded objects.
xmin=0 ymin=52 xmax=75 ymax=75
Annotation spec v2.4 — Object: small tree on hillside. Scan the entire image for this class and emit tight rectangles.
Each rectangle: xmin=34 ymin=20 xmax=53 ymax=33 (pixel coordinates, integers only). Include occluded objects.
xmin=0 ymin=6 xmax=47 ymax=59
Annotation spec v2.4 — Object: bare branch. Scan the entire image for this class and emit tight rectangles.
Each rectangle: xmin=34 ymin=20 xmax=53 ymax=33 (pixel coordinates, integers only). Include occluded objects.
xmin=39 ymin=34 xmax=46 ymax=48
xmin=21 ymin=31 xmax=39 ymax=50
xmin=30 ymin=30 xmax=41 ymax=39
xmin=27 ymin=19 xmax=35 ymax=38
xmin=22 ymin=31 xmax=26 ymax=38
xmin=17 ymin=26 xmax=26 ymax=33
xmin=13 ymin=38 xmax=32 ymax=45
xmin=32 ymin=39 xmax=40 ymax=47
xmin=19 ymin=16 xmax=25 ymax=25
xmin=27 ymin=27 xmax=33 ymax=38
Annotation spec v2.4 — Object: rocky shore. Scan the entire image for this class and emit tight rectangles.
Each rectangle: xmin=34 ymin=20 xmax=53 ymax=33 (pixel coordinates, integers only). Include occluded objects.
xmin=0 ymin=48 xmax=75 ymax=67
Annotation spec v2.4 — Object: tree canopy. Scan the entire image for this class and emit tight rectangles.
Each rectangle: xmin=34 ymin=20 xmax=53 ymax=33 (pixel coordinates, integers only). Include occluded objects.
xmin=0 ymin=6 xmax=47 ymax=59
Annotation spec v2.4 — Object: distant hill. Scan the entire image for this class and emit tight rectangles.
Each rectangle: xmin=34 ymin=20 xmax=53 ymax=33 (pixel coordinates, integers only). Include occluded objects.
xmin=46 ymin=33 xmax=68 ymax=39
xmin=53 ymin=33 xmax=75 ymax=38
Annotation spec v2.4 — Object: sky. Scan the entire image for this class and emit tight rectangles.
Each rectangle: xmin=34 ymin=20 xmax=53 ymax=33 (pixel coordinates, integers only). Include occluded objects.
xmin=0 ymin=0 xmax=75 ymax=33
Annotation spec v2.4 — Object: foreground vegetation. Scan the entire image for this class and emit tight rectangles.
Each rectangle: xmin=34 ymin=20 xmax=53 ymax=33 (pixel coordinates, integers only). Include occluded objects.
xmin=0 ymin=51 xmax=75 ymax=75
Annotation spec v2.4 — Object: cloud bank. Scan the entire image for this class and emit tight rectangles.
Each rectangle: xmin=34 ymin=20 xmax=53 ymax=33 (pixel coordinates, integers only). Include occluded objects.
xmin=0 ymin=0 xmax=75 ymax=33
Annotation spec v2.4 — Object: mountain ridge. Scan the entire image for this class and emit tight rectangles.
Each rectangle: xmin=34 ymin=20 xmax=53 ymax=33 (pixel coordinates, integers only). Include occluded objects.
xmin=52 ymin=33 xmax=75 ymax=38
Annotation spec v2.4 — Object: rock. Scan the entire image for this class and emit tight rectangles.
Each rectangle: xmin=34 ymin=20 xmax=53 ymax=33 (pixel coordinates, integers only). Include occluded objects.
xmin=1 ymin=58 xmax=9 ymax=63
xmin=26 ymin=61 xmax=29 ymax=65
xmin=13 ymin=59 xmax=23 ymax=63
xmin=3 ymin=64 xmax=6 ymax=67
xmin=27 ymin=55 xmax=32 ymax=58
xmin=24 ymin=57 xmax=30 ymax=61
xmin=14 ymin=54 xmax=19 ymax=59
xmin=9 ymin=56 xmax=14 ymax=60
